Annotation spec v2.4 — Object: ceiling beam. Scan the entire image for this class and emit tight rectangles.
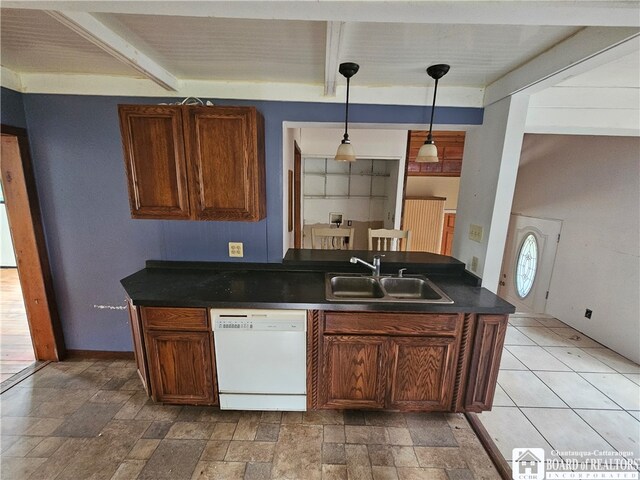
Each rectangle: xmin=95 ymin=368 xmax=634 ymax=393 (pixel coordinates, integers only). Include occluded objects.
xmin=484 ymin=26 xmax=640 ymax=106
xmin=45 ymin=10 xmax=178 ymax=91
xmin=6 ymin=1 xmax=639 ymax=27
xmin=1 ymin=66 xmax=23 ymax=92
xmin=324 ymin=21 xmax=344 ymax=97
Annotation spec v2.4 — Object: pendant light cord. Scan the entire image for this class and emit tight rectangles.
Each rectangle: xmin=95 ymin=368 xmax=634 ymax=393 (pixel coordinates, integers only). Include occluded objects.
xmin=343 ymin=76 xmax=350 ymax=142
xmin=427 ymin=77 xmax=439 ymax=143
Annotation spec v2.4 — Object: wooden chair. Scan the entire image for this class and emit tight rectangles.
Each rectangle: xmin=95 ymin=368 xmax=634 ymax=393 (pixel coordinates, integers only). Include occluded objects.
xmin=368 ymin=228 xmax=412 ymax=251
xmin=311 ymin=227 xmax=354 ymax=250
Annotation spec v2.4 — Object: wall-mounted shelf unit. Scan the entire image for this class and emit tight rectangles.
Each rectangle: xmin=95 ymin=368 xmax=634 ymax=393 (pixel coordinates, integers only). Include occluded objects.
xmin=303 ymin=158 xmax=390 ymax=200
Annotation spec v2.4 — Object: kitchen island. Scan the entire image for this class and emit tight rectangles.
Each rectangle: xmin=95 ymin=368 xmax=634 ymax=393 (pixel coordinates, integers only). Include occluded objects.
xmin=121 ymin=250 xmax=514 ymax=413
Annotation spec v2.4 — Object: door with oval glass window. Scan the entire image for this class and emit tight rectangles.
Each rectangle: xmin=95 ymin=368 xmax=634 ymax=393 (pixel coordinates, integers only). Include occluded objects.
xmin=498 ymin=214 xmax=562 ymax=313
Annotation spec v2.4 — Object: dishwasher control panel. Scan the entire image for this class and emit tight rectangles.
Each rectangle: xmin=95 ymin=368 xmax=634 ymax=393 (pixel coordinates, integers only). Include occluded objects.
xmin=211 ymin=309 xmax=307 ymax=332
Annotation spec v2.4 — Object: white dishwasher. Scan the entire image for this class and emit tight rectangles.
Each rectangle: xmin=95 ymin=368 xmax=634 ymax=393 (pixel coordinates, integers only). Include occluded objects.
xmin=211 ymin=308 xmax=307 ymax=411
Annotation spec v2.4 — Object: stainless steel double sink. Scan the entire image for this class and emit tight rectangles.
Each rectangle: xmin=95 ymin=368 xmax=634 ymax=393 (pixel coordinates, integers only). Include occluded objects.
xmin=325 ymin=273 xmax=454 ymax=304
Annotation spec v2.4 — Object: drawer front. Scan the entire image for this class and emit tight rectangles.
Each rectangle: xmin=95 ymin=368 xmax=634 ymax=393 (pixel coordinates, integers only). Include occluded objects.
xmin=141 ymin=307 xmax=209 ymax=331
xmin=324 ymin=312 xmax=461 ymax=336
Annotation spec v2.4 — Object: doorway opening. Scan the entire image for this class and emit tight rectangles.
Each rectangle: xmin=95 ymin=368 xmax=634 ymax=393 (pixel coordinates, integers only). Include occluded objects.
xmin=0 ymin=126 xmax=65 ymax=381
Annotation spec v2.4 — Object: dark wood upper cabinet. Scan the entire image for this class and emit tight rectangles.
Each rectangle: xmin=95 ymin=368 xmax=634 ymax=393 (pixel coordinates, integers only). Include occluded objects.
xmin=118 ymin=104 xmax=265 ymax=221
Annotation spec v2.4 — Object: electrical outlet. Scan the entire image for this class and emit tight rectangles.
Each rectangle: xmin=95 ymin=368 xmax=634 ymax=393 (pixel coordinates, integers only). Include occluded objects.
xmin=469 ymin=224 xmax=484 ymax=243
xmin=228 ymin=242 xmax=244 ymax=258
xmin=347 ymin=220 xmax=352 ymax=227
xmin=471 ymin=256 xmax=479 ymax=272
xmin=585 ymin=309 xmax=592 ymax=319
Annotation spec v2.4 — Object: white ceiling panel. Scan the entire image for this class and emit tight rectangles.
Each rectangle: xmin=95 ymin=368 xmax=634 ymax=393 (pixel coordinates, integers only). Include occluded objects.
xmin=111 ymin=14 xmax=326 ymax=83
xmin=557 ymin=52 xmax=640 ymax=88
xmin=0 ymin=9 xmax=142 ymax=76
xmin=339 ymin=23 xmax=581 ymax=87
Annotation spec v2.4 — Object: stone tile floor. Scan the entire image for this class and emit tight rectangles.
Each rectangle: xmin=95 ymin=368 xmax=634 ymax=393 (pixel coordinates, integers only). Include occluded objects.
xmin=0 ymin=359 xmax=500 ymax=479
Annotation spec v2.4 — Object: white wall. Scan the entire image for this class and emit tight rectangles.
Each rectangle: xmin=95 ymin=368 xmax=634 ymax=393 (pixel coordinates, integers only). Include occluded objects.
xmin=512 ymin=134 xmax=640 ymax=363
xmin=299 ymin=128 xmax=408 ymax=159
xmin=0 ymin=204 xmax=17 ymax=267
xmin=453 ymin=94 xmax=529 ymax=289
xmin=405 ymin=177 xmax=460 ymax=210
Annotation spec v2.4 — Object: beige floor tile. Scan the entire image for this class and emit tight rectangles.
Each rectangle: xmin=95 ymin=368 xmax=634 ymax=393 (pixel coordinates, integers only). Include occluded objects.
xmin=2 ymin=436 xmax=44 ymax=457
xmin=575 ymin=409 xmax=640 ymax=457
xmin=505 ymin=346 xmax=571 ymax=371
xmin=509 ymin=317 xmax=543 ymax=327
xmin=304 ymin=410 xmax=345 ymax=425
xmin=499 ymin=349 xmax=528 ymax=370
xmin=533 ymin=371 xmax=621 ymax=409
xmin=322 ymin=464 xmax=348 ymax=480
xmin=272 ymin=424 xmax=323 ymax=480
xmin=346 ymin=425 xmax=389 ymax=444
xmin=225 ymin=440 xmax=275 ymax=462
xmin=368 ymin=444 xmax=395 ymax=466
xmin=516 ymin=326 xmax=575 ymax=347
xmin=211 ymin=421 xmax=237 ymax=440
xmin=624 ymin=373 xmax=640 ymax=385
xmin=386 ymin=427 xmax=413 ymax=446
xmin=23 ymin=417 xmax=65 ymax=436
xmin=233 ymin=411 xmax=261 ymax=440
xmin=396 ymin=467 xmax=448 ymax=480
xmin=534 ymin=317 xmax=567 ymax=328
xmin=492 ymin=384 xmax=515 ymax=407
xmin=281 ymin=411 xmax=303 ymax=424
xmin=166 ymin=421 xmax=216 ymax=440
xmin=26 ymin=436 xmax=66 ymax=458
xmin=581 ymin=348 xmax=640 ymax=374
xmin=90 ymin=390 xmax=135 ymax=404
xmin=413 ymin=447 xmax=468 ymax=469
xmin=372 ymin=465 xmax=399 ymax=480
xmin=391 ymin=446 xmax=418 ymax=467
xmin=126 ymin=438 xmax=160 ymax=460
xmin=504 ymin=328 xmax=536 ymax=346
xmin=110 ymin=460 xmax=146 ymax=480
xmin=580 ymin=373 xmax=640 ymax=410
xmin=1 ymin=455 xmax=47 ymax=479
xmin=544 ymin=347 xmax=616 ymax=373
xmin=497 ymin=370 xmax=565 ymax=407
xmin=522 ymin=408 xmax=614 ymax=461
xmin=200 ymin=440 xmax=230 ymax=461
xmin=191 ymin=460 xmax=246 ymax=480
xmin=324 ymin=424 xmax=345 ymax=443
xmin=547 ymin=327 xmax=602 ymax=348
xmin=477 ymin=407 xmax=554 ymax=459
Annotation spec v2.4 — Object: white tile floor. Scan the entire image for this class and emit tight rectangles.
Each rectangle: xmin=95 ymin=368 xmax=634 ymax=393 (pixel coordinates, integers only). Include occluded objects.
xmin=477 ymin=315 xmax=640 ymax=472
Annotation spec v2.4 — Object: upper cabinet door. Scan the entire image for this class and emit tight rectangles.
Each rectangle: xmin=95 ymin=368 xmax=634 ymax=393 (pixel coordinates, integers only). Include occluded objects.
xmin=118 ymin=105 xmax=191 ymax=219
xmin=184 ymin=106 xmax=266 ymax=221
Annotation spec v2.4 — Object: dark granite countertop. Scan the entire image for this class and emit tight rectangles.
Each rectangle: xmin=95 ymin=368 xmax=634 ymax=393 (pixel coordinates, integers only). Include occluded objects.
xmin=121 ymin=253 xmax=514 ymax=314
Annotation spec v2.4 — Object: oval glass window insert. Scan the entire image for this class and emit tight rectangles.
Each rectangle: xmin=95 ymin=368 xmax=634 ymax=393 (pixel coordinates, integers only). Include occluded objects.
xmin=515 ymin=233 xmax=538 ymax=298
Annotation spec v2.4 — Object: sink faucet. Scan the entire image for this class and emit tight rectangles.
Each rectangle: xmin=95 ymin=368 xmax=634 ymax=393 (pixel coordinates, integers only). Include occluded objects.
xmin=350 ymin=255 xmax=384 ymax=276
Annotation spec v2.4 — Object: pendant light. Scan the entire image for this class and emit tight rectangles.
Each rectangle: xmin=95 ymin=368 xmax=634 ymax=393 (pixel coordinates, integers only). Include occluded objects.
xmin=416 ymin=64 xmax=450 ymax=163
xmin=335 ymin=62 xmax=360 ymax=162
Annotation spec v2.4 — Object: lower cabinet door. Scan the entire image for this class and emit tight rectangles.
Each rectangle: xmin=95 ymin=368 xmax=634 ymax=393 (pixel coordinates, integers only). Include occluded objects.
xmin=387 ymin=336 xmax=458 ymax=411
xmin=145 ymin=330 xmax=217 ymax=405
xmin=321 ymin=335 xmax=387 ymax=409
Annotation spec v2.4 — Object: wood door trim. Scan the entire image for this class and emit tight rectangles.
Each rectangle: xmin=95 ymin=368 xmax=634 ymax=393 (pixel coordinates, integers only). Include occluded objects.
xmin=294 ymin=141 xmax=302 ymax=248
xmin=1 ymin=125 xmax=66 ymax=361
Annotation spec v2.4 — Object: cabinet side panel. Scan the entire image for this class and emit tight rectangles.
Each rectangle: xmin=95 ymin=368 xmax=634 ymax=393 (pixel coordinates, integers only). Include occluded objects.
xmin=464 ymin=314 xmax=508 ymax=412
xmin=127 ymin=299 xmax=150 ymax=395
xmin=118 ymin=105 xmax=190 ymax=219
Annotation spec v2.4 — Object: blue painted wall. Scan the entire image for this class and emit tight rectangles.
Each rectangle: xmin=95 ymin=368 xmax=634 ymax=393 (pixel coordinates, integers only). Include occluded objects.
xmin=15 ymin=92 xmax=482 ymax=350
xmin=1 ymin=87 xmax=27 ymax=128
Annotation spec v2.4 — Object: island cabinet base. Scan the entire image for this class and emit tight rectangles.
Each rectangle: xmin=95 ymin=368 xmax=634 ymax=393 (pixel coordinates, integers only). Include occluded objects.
xmin=307 ymin=311 xmax=507 ymax=413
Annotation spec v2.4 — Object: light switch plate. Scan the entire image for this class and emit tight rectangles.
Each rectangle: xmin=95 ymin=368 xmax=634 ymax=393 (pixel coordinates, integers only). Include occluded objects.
xmin=469 ymin=224 xmax=484 ymax=243
xmin=228 ymin=242 xmax=244 ymax=258
xmin=471 ymin=256 xmax=479 ymax=272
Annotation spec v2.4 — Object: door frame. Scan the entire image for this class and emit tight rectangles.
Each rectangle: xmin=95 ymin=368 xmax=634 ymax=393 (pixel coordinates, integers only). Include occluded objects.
xmin=293 ymin=141 xmax=302 ymax=248
xmin=498 ymin=214 xmax=562 ymax=313
xmin=1 ymin=124 xmax=66 ymax=360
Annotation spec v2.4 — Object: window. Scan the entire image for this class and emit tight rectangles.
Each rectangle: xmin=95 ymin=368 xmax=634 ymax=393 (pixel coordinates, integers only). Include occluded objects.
xmin=515 ymin=233 xmax=538 ymax=298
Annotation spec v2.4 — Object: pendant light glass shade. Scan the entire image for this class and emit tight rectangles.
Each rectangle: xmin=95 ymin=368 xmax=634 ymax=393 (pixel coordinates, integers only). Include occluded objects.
xmin=415 ymin=141 xmax=439 ymax=163
xmin=335 ymin=62 xmax=360 ymax=162
xmin=416 ymin=64 xmax=450 ymax=163
xmin=335 ymin=140 xmax=356 ymax=162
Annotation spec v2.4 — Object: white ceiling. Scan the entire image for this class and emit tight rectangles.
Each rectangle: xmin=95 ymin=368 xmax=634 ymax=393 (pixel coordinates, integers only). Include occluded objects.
xmin=0 ymin=1 xmax=638 ymax=135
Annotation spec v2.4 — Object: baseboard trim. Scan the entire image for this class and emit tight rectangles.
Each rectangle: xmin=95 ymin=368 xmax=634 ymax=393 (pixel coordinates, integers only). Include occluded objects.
xmin=65 ymin=350 xmax=134 ymax=360
xmin=466 ymin=412 xmax=512 ymax=480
